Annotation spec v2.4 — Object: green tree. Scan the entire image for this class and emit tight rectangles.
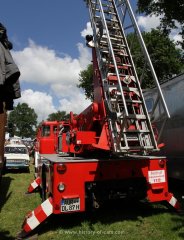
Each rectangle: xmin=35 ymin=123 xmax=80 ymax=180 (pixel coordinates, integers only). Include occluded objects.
xmin=8 ymin=103 xmax=37 ymax=138
xmin=77 ymin=64 xmax=94 ymax=101
xmin=47 ymin=111 xmax=70 ymax=121
xmin=127 ymin=29 xmax=184 ymax=87
xmin=137 ymin=0 xmax=184 ymax=49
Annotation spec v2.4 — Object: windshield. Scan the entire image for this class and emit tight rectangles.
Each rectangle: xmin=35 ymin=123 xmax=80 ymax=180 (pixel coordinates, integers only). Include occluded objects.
xmin=5 ymin=147 xmax=28 ymax=154
xmin=41 ymin=125 xmax=50 ymax=137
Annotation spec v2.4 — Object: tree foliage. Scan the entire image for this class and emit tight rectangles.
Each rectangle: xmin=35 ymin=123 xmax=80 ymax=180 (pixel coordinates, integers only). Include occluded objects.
xmin=127 ymin=29 xmax=184 ymax=87
xmin=77 ymin=64 xmax=94 ymax=101
xmin=137 ymin=0 xmax=184 ymax=49
xmin=8 ymin=103 xmax=37 ymax=138
xmin=47 ymin=111 xmax=70 ymax=121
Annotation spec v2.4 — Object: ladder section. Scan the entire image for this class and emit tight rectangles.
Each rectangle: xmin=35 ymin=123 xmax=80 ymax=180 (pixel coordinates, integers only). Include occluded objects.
xmin=86 ymin=0 xmax=158 ymax=154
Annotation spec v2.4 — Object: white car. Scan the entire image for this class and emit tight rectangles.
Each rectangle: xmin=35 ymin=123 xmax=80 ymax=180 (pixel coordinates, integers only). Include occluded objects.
xmin=4 ymin=144 xmax=30 ymax=171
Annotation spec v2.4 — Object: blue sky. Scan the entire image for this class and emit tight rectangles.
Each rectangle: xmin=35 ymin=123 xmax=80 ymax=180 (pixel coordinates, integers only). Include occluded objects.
xmin=1 ymin=0 xmax=93 ymax=121
xmin=1 ymin=1 xmax=89 ymax=55
xmin=1 ymin=1 xmax=180 ymax=122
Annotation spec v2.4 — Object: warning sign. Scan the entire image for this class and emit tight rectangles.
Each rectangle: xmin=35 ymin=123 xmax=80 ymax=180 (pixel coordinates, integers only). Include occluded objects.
xmin=148 ymin=170 xmax=166 ymax=184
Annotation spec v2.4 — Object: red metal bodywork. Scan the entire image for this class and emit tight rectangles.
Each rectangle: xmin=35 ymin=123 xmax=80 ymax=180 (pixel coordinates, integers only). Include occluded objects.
xmin=48 ymin=157 xmax=170 ymax=214
xmin=38 ymin=121 xmax=60 ymax=154
xmin=21 ymin=154 xmax=179 ymax=237
xmin=36 ymin=121 xmax=69 ymax=154
xmin=63 ymin=50 xmax=110 ymax=155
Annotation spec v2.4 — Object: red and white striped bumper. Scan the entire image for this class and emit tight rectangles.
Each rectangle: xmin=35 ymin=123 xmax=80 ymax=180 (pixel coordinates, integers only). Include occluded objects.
xmin=167 ymin=193 xmax=180 ymax=210
xmin=23 ymin=197 xmax=53 ymax=234
xmin=27 ymin=177 xmax=41 ymax=193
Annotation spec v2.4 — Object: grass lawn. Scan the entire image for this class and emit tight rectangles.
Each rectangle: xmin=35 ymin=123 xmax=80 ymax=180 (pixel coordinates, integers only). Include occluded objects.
xmin=0 ymin=163 xmax=184 ymax=240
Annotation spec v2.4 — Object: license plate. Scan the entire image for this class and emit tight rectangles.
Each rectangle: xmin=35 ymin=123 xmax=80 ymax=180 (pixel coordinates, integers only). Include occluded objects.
xmin=148 ymin=170 xmax=166 ymax=184
xmin=7 ymin=160 xmax=22 ymax=164
xmin=61 ymin=198 xmax=80 ymax=212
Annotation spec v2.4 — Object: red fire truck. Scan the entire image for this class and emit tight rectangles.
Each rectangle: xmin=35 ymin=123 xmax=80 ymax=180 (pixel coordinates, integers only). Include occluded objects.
xmin=34 ymin=120 xmax=70 ymax=177
xmin=18 ymin=0 xmax=180 ymax=238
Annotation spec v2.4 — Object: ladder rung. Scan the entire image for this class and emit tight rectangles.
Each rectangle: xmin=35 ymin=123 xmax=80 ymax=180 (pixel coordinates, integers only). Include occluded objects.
xmin=126 ymin=138 xmax=139 ymax=141
xmin=119 ymin=146 xmax=154 ymax=150
xmin=100 ymin=49 xmax=128 ymax=55
xmin=106 ymin=86 xmax=140 ymax=97
xmin=125 ymin=99 xmax=142 ymax=104
xmin=93 ymin=8 xmax=116 ymax=16
xmin=109 ymin=35 xmax=124 ymax=40
xmin=101 ymin=52 xmax=129 ymax=58
xmin=94 ymin=15 xmax=119 ymax=23
xmin=110 ymin=26 xmax=120 ymax=30
xmin=127 ymin=114 xmax=147 ymax=120
xmin=102 ymin=3 xmax=114 ymax=8
xmin=107 ymin=75 xmax=131 ymax=81
xmin=121 ymin=86 xmax=140 ymax=93
xmin=110 ymin=98 xmax=142 ymax=104
xmin=114 ymin=51 xmax=129 ymax=57
xmin=108 ymin=63 xmax=132 ymax=68
xmin=91 ymin=1 xmax=113 ymax=7
xmin=106 ymin=76 xmax=136 ymax=85
xmin=99 ymin=40 xmax=125 ymax=48
xmin=124 ymin=129 xmax=150 ymax=133
xmin=109 ymin=34 xmax=124 ymax=39
xmin=106 ymin=18 xmax=119 ymax=23
xmin=116 ymin=113 xmax=146 ymax=120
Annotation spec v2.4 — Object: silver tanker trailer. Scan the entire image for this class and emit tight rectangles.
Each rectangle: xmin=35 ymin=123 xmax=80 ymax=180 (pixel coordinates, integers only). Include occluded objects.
xmin=144 ymin=73 xmax=184 ymax=180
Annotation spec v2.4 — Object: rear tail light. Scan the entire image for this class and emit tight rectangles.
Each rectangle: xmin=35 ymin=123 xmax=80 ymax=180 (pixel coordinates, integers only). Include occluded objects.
xmin=57 ymin=163 xmax=66 ymax=174
xmin=159 ymin=159 xmax=165 ymax=168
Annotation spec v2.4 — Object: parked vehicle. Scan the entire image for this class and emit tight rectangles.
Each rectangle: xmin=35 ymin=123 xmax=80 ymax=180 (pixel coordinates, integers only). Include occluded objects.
xmin=9 ymin=136 xmax=23 ymax=145
xmin=4 ymin=144 xmax=30 ymax=171
xmin=33 ymin=121 xmax=70 ymax=178
xmin=144 ymin=73 xmax=184 ymax=180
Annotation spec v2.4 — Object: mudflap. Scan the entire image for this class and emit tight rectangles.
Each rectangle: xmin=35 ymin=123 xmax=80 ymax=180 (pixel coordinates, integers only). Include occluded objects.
xmin=17 ymin=197 xmax=53 ymax=239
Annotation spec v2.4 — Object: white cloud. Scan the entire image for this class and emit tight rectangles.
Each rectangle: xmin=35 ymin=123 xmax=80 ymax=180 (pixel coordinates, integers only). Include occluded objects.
xmin=12 ymin=40 xmax=85 ymax=86
xmin=172 ymin=34 xmax=182 ymax=44
xmin=12 ymin=36 xmax=92 ymax=122
xmin=15 ymin=88 xmax=91 ymax=123
xmin=59 ymin=92 xmax=91 ymax=114
xmin=137 ymin=14 xmax=182 ymax=46
xmin=77 ymin=42 xmax=91 ymax=69
xmin=17 ymin=89 xmax=56 ymax=122
xmin=81 ymin=22 xmax=93 ymax=37
xmin=137 ymin=14 xmax=161 ymax=31
xmin=169 ymin=23 xmax=183 ymax=46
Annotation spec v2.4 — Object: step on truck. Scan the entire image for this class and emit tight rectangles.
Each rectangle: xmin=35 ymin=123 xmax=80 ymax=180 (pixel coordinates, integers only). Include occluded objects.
xmin=18 ymin=0 xmax=180 ymax=238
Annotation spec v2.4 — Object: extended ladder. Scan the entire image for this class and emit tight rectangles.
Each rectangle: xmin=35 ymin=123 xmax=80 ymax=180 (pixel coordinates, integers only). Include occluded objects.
xmin=85 ymin=0 xmax=168 ymax=154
